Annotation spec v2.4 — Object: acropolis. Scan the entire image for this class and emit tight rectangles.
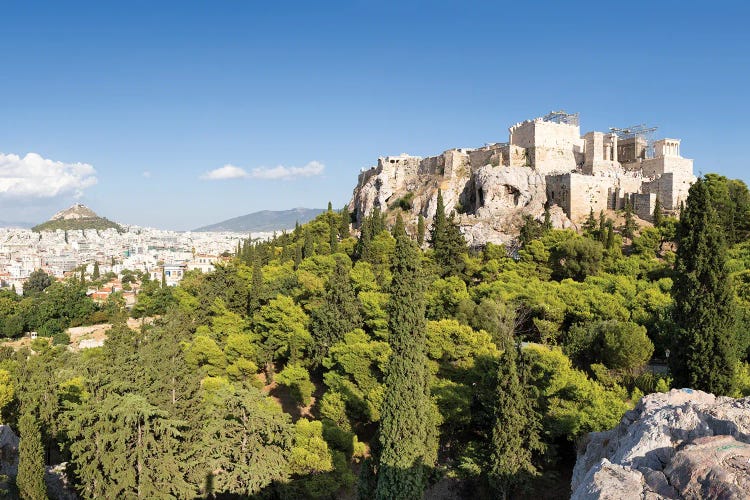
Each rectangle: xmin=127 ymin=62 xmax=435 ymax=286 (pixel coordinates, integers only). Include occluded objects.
xmin=350 ymin=111 xmax=696 ymax=244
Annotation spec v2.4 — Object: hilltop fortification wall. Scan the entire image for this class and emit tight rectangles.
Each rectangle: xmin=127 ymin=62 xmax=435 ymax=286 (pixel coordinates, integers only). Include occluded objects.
xmin=349 ymin=112 xmax=697 ymax=246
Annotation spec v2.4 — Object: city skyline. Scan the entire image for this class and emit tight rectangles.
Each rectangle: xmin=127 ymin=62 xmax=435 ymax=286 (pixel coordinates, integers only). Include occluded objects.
xmin=2 ymin=1 xmax=749 ymax=230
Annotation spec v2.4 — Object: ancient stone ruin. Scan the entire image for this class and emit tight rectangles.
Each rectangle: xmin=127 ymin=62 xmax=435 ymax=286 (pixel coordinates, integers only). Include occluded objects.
xmin=349 ymin=111 xmax=696 ymax=246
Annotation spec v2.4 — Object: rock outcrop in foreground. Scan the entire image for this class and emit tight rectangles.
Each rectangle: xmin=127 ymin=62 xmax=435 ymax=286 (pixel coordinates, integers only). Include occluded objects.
xmin=572 ymin=389 xmax=750 ymax=499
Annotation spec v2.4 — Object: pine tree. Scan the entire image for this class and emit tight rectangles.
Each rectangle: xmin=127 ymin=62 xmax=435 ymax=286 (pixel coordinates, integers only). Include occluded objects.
xmin=670 ymin=178 xmax=736 ymax=395
xmin=416 ymin=214 xmax=425 ymax=246
xmin=372 ymin=214 xmax=440 ymax=500
xmin=582 ymin=207 xmax=597 ymax=234
xmin=488 ymin=347 xmax=543 ymax=499
xmin=68 ymin=393 xmax=193 ymax=499
xmin=653 ymin=197 xmax=663 ymax=227
xmin=17 ymin=411 xmax=47 ymax=500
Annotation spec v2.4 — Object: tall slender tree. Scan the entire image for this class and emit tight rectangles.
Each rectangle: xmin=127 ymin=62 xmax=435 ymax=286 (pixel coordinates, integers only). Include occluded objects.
xmin=429 ymin=191 xmax=467 ymax=276
xmin=670 ymin=177 xmax=736 ymax=394
xmin=339 ymin=206 xmax=351 ymax=239
xmin=416 ymin=214 xmax=425 ymax=246
xmin=248 ymin=254 xmax=264 ymax=314
xmin=488 ymin=347 xmax=543 ymax=499
xmin=623 ymin=201 xmax=637 ymax=240
xmin=303 ymin=229 xmax=315 ymax=259
xmin=371 ymin=215 xmax=440 ymax=500
xmin=17 ymin=411 xmax=47 ymax=500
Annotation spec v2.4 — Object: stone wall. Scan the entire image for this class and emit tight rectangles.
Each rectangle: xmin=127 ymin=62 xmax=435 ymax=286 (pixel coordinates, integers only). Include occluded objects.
xmin=509 ymin=119 xmax=583 ymax=174
xmin=642 ymin=171 xmax=695 ymax=210
xmin=631 ymin=193 xmax=657 ymax=221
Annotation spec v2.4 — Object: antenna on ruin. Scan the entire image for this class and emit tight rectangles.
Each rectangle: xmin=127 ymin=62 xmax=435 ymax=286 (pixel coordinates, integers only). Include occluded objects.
xmin=543 ymin=110 xmax=579 ymax=126
xmin=609 ymin=124 xmax=658 ymax=158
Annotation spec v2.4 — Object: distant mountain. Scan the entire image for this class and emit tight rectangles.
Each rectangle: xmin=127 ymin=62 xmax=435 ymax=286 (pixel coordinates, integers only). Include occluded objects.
xmin=32 ymin=204 xmax=123 ymax=232
xmin=193 ymin=208 xmax=327 ymax=233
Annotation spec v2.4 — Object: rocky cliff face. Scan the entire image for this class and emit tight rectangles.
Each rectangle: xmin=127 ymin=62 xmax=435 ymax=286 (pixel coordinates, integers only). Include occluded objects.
xmin=51 ymin=203 xmax=99 ymax=221
xmin=348 ymin=148 xmax=573 ymax=247
xmin=571 ymin=389 xmax=750 ymax=499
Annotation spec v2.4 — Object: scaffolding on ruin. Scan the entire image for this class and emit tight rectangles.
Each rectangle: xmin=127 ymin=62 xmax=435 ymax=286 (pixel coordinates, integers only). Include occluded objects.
xmin=542 ymin=110 xmax=579 ymax=126
xmin=609 ymin=124 xmax=658 ymax=158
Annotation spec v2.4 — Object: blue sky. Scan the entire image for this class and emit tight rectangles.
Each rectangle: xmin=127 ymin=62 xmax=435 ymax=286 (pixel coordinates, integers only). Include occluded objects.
xmin=1 ymin=1 xmax=749 ymax=229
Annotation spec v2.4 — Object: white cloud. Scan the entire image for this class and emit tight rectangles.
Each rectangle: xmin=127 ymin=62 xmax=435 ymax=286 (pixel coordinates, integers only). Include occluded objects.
xmin=0 ymin=152 xmax=97 ymax=199
xmin=201 ymin=161 xmax=325 ymax=181
xmin=142 ymin=171 xmax=152 ymax=178
xmin=200 ymin=164 xmax=249 ymax=180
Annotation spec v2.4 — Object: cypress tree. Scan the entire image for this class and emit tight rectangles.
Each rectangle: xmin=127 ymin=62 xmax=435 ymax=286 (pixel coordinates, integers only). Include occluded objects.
xmin=429 ymin=191 xmax=467 ymax=276
xmin=339 ymin=206 xmax=351 ymax=239
xmin=372 ymin=214 xmax=440 ymax=500
xmin=17 ymin=411 xmax=47 ymax=500
xmin=294 ymin=243 xmax=303 ymax=269
xmin=598 ymin=211 xmax=607 ymax=243
xmin=670 ymin=178 xmax=736 ymax=395
xmin=488 ymin=347 xmax=543 ymax=499
xmin=93 ymin=262 xmax=100 ymax=280
xmin=371 ymin=206 xmax=385 ymax=235
xmin=623 ymin=201 xmax=637 ymax=239
xmin=429 ymin=190 xmax=447 ymax=250
xmin=606 ymin=222 xmax=615 ymax=250
xmin=329 ymin=217 xmax=339 ymax=253
xmin=248 ymin=255 xmax=264 ymax=314
xmin=303 ymin=229 xmax=315 ymax=259
xmin=416 ymin=214 xmax=425 ymax=246
xmin=356 ymin=215 xmax=374 ymax=262
xmin=327 ymin=201 xmax=333 ymax=212
xmin=542 ymin=205 xmax=552 ymax=232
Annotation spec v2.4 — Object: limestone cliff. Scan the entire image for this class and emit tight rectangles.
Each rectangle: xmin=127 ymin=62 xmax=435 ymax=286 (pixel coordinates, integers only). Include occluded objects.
xmin=571 ymin=389 xmax=750 ymax=499
xmin=348 ymin=148 xmax=571 ymax=247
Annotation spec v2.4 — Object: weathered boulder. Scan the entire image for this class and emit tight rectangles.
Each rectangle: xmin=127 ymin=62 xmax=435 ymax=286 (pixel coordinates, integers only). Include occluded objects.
xmin=571 ymin=389 xmax=750 ymax=499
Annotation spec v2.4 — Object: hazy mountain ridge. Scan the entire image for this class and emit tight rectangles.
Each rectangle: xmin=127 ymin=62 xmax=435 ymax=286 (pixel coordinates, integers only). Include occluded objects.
xmin=193 ymin=208 xmax=326 ymax=232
